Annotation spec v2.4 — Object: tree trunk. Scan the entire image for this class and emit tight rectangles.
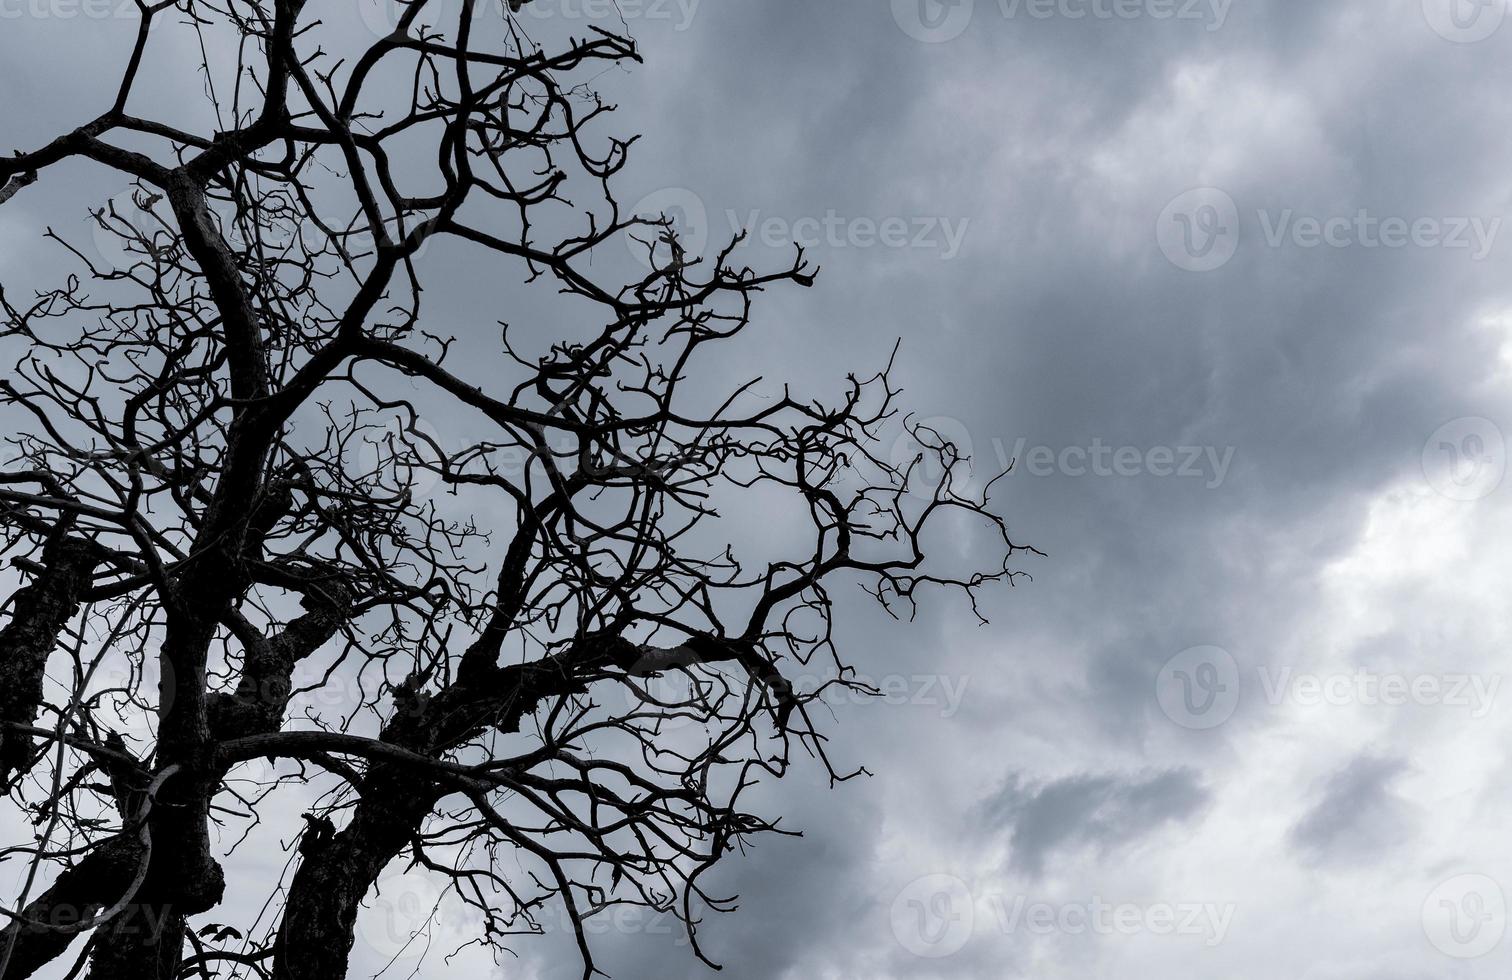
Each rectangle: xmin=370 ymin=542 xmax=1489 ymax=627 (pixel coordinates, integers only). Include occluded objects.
xmin=272 ymin=774 xmax=439 ymax=980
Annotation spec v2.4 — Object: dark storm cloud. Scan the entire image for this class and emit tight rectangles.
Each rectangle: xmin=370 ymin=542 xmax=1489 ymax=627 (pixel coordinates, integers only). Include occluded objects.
xmin=5 ymin=2 xmax=1512 ymax=978
xmin=1289 ymin=755 xmax=1417 ymax=863
xmin=983 ymin=768 xmax=1210 ymax=876
xmin=602 ymin=0 xmax=1512 ymax=764
xmin=511 ymin=771 xmax=888 ymax=980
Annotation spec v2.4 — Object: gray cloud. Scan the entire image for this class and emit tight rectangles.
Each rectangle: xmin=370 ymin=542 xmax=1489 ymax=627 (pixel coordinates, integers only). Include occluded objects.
xmin=985 ymin=768 xmax=1210 ymax=877
xmin=6 ymin=1 xmax=1512 ymax=978
xmin=1289 ymin=755 xmax=1417 ymax=864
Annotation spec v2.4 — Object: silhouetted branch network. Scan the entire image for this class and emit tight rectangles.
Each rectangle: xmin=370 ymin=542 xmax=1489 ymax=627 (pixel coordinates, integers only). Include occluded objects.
xmin=0 ymin=3 xmax=1034 ymax=978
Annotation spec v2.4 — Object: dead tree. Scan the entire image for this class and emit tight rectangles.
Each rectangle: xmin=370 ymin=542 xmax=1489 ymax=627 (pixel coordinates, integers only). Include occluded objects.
xmin=0 ymin=3 xmax=1033 ymax=977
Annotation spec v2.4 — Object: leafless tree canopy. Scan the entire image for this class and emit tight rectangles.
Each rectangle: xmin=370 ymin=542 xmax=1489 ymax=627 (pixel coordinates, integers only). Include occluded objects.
xmin=0 ymin=3 xmax=1032 ymax=977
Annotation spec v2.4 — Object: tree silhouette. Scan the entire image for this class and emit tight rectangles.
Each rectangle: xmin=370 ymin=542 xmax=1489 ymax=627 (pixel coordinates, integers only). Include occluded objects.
xmin=0 ymin=3 xmax=1032 ymax=977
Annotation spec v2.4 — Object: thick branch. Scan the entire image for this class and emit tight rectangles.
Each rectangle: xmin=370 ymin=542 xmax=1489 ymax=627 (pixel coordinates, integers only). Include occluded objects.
xmin=0 ymin=532 xmax=101 ymax=782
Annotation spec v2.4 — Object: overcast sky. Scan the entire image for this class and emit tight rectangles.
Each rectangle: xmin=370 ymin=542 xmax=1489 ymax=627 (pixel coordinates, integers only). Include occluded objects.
xmin=6 ymin=0 xmax=1512 ymax=977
